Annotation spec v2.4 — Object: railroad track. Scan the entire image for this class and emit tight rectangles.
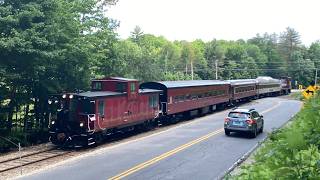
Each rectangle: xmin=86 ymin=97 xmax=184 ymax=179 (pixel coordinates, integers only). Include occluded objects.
xmin=0 ymin=148 xmax=71 ymax=173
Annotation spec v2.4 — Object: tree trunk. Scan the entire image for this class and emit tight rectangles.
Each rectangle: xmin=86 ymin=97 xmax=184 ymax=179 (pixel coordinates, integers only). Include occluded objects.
xmin=24 ymin=104 xmax=29 ymax=132
xmin=185 ymin=63 xmax=188 ymax=76
xmin=7 ymin=100 xmax=14 ymax=132
xmin=7 ymin=88 xmax=16 ymax=132
xmin=190 ymin=60 xmax=194 ymax=80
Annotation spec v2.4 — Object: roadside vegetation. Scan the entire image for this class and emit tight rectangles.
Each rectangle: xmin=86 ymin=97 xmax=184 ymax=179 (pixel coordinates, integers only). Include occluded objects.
xmin=1 ymin=0 xmax=320 ymax=151
xmin=289 ymin=91 xmax=304 ymax=100
xmin=230 ymin=93 xmax=320 ymax=179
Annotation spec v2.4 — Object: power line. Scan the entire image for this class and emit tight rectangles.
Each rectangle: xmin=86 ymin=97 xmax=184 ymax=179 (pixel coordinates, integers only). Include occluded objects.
xmin=218 ymin=68 xmax=316 ymax=72
xmin=216 ymin=61 xmax=320 ymax=65
xmin=166 ymin=67 xmax=316 ymax=73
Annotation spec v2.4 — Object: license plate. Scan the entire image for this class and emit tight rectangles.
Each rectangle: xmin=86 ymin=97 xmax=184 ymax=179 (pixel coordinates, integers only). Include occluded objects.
xmin=233 ymin=121 xmax=243 ymax=126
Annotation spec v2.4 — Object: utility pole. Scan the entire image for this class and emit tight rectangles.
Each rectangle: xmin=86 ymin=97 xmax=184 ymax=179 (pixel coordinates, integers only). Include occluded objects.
xmin=165 ymin=51 xmax=168 ymax=75
xmin=315 ymin=68 xmax=318 ymax=87
xmin=215 ymin=59 xmax=218 ymax=80
xmin=191 ymin=60 xmax=194 ymax=80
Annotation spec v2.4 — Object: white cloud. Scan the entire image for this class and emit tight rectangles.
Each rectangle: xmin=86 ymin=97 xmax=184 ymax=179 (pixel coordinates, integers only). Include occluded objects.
xmin=107 ymin=0 xmax=320 ymax=45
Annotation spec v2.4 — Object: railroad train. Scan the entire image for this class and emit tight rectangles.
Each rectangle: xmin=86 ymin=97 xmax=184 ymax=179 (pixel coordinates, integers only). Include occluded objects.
xmin=48 ymin=76 xmax=291 ymax=147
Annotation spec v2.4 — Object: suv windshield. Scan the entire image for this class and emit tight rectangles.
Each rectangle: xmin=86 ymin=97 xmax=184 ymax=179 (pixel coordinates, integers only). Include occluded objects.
xmin=228 ymin=112 xmax=249 ymax=119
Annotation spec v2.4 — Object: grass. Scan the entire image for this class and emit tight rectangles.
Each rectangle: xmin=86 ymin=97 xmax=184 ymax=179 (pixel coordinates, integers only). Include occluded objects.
xmin=289 ymin=91 xmax=304 ymax=100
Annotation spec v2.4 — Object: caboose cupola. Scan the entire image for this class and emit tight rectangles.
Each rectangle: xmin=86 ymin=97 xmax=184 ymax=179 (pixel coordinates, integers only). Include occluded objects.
xmin=91 ymin=77 xmax=139 ymax=99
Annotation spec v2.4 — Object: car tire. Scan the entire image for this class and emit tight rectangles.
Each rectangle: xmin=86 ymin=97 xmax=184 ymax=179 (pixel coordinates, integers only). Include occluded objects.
xmin=225 ymin=129 xmax=231 ymax=136
xmin=259 ymin=125 xmax=264 ymax=133
xmin=251 ymin=127 xmax=257 ymax=138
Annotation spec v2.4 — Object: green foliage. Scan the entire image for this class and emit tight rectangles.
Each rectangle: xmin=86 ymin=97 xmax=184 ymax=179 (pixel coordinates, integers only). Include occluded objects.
xmin=231 ymin=94 xmax=320 ymax=179
xmin=0 ymin=0 xmax=117 ymax=135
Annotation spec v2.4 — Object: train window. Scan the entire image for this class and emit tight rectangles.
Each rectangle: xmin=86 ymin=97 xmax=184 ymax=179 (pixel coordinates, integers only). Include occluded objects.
xmin=92 ymin=82 xmax=102 ymax=90
xmin=130 ymin=83 xmax=136 ymax=92
xmin=219 ymin=90 xmax=225 ymax=96
xmin=116 ymin=83 xmax=126 ymax=92
xmin=210 ymin=91 xmax=215 ymax=96
xmin=174 ymin=96 xmax=179 ymax=103
xmin=149 ymin=96 xmax=158 ymax=107
xmin=186 ymin=94 xmax=191 ymax=100
xmin=191 ymin=94 xmax=197 ymax=100
xmin=153 ymin=96 xmax=158 ymax=107
xmin=235 ymin=86 xmax=255 ymax=94
xmin=81 ymin=100 xmax=94 ymax=114
xmin=98 ymin=100 xmax=104 ymax=116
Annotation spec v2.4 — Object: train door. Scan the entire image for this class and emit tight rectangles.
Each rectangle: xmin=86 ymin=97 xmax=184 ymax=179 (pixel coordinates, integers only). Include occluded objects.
xmin=96 ymin=99 xmax=105 ymax=129
xmin=127 ymin=82 xmax=139 ymax=122
xmin=159 ymin=90 xmax=168 ymax=114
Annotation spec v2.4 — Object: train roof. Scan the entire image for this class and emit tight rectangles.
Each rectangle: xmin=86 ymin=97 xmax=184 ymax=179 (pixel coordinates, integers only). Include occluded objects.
xmin=92 ymin=77 xmax=138 ymax=82
xmin=141 ymin=80 xmax=229 ymax=89
xmin=256 ymin=76 xmax=280 ymax=84
xmin=139 ymin=89 xmax=162 ymax=94
xmin=70 ymin=89 xmax=161 ymax=98
xmin=227 ymin=79 xmax=258 ymax=86
xmin=71 ymin=91 xmax=124 ymax=98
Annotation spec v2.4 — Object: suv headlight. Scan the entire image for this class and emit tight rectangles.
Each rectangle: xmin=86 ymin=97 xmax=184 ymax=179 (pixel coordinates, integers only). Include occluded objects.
xmin=80 ymin=122 xmax=84 ymax=127
xmin=51 ymin=121 xmax=55 ymax=125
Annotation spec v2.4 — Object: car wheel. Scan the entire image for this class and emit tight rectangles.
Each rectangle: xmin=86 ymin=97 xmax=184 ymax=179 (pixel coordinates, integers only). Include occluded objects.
xmin=225 ymin=129 xmax=231 ymax=136
xmin=259 ymin=125 xmax=264 ymax=133
xmin=251 ymin=127 xmax=257 ymax=138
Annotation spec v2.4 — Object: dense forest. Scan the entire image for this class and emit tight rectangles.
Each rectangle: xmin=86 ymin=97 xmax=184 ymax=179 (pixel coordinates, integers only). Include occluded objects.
xmin=1 ymin=0 xmax=320 ymax=149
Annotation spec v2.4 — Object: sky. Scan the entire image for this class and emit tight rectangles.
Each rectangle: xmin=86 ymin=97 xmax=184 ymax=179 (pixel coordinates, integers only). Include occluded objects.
xmin=107 ymin=0 xmax=320 ymax=46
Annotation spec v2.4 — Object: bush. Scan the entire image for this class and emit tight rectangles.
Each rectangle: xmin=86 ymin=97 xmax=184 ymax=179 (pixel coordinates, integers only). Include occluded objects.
xmin=0 ymin=129 xmax=49 ymax=153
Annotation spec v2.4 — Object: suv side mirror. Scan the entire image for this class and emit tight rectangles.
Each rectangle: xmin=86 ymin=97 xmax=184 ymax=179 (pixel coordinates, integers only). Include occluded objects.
xmin=260 ymin=115 xmax=263 ymax=118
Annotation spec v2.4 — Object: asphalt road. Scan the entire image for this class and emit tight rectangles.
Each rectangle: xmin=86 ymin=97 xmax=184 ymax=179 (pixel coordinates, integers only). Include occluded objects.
xmin=18 ymin=97 xmax=302 ymax=180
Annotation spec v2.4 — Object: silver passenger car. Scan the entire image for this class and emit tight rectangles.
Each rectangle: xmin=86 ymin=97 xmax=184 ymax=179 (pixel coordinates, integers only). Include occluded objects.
xmin=256 ymin=76 xmax=281 ymax=97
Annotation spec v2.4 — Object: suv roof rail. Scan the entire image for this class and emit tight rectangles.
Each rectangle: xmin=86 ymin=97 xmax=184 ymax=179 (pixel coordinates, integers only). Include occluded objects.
xmin=249 ymin=108 xmax=255 ymax=111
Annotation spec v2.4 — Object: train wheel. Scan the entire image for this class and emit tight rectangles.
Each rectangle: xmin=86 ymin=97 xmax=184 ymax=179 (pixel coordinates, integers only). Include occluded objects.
xmin=94 ymin=133 xmax=104 ymax=145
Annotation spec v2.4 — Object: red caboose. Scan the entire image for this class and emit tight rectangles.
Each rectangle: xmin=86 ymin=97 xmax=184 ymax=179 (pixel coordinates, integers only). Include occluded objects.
xmin=48 ymin=77 xmax=161 ymax=147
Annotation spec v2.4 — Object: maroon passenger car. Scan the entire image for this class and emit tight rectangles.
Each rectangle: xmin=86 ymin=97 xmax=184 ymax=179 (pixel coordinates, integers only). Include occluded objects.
xmin=48 ymin=77 xmax=161 ymax=147
xmin=227 ymin=79 xmax=258 ymax=104
xmin=140 ymin=80 xmax=230 ymax=117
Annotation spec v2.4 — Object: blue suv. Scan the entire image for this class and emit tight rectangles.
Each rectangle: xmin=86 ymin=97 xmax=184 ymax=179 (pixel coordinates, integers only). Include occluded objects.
xmin=224 ymin=108 xmax=264 ymax=138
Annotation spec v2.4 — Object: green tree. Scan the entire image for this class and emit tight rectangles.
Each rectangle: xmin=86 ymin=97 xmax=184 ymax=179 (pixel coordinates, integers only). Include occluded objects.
xmin=130 ymin=25 xmax=144 ymax=44
xmin=0 ymin=0 xmax=118 ymax=132
xmin=204 ymin=40 xmax=225 ymax=79
xmin=308 ymin=41 xmax=320 ymax=70
xmin=248 ymin=33 xmax=285 ymax=78
xmin=278 ymin=27 xmax=302 ymax=75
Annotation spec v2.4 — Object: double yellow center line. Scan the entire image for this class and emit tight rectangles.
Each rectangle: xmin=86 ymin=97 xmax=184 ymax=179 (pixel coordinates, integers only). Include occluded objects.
xmin=109 ymin=100 xmax=284 ymax=180
xmin=109 ymin=128 xmax=224 ymax=180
